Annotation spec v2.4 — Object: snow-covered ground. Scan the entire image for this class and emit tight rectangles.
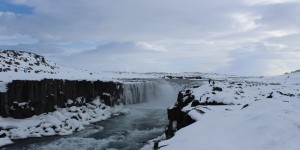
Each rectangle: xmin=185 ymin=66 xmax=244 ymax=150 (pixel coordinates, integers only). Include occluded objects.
xmin=2 ymin=50 xmax=300 ymax=149
xmin=159 ymin=72 xmax=300 ymax=150
xmin=0 ymin=98 xmax=129 ymax=147
xmin=0 ymin=49 xmax=235 ymax=83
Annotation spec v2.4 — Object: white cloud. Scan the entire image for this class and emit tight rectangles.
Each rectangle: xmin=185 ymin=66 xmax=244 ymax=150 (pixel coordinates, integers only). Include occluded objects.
xmin=231 ymin=13 xmax=261 ymax=31
xmin=245 ymin=0 xmax=300 ymax=5
xmin=136 ymin=42 xmax=167 ymax=52
xmin=0 ymin=0 xmax=300 ymax=75
xmin=264 ymin=30 xmax=299 ymax=37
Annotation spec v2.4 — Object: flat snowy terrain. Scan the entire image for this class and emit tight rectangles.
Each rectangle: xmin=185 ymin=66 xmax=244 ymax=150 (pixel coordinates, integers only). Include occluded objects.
xmin=159 ymin=72 xmax=300 ymax=150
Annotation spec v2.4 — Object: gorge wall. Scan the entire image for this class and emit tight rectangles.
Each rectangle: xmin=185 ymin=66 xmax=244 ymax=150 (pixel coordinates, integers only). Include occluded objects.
xmin=0 ymin=79 xmax=122 ymax=118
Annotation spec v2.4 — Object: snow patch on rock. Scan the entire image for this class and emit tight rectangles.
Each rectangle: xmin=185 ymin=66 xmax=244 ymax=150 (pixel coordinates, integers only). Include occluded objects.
xmin=0 ymin=97 xmax=129 ymax=147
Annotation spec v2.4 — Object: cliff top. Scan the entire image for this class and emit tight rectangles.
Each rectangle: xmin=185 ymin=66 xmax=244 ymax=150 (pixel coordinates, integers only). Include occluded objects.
xmin=159 ymin=69 xmax=300 ymax=150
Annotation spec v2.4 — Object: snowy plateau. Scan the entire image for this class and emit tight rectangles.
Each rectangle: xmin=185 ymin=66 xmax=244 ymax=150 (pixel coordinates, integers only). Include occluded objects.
xmin=156 ymin=72 xmax=300 ymax=150
xmin=1 ymin=50 xmax=300 ymax=150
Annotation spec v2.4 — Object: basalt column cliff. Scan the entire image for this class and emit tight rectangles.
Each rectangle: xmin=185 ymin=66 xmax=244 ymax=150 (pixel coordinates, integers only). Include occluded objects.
xmin=0 ymin=79 xmax=123 ymax=119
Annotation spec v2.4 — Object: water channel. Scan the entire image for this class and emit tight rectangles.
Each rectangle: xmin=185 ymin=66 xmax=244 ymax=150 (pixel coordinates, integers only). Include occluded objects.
xmin=2 ymin=79 xmax=201 ymax=150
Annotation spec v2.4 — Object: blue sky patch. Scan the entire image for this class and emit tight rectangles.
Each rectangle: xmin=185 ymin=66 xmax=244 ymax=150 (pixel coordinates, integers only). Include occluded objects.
xmin=0 ymin=0 xmax=33 ymax=14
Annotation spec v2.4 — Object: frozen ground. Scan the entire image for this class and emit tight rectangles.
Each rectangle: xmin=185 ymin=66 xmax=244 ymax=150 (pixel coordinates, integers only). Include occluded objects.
xmin=1 ymin=50 xmax=300 ymax=149
xmin=159 ymin=72 xmax=300 ymax=150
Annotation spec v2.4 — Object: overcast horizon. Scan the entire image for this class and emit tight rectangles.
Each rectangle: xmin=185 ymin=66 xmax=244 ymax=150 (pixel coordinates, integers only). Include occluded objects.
xmin=1 ymin=0 xmax=300 ymax=76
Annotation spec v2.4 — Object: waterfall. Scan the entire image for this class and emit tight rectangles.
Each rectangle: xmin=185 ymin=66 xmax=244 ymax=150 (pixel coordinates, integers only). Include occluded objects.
xmin=122 ymin=79 xmax=180 ymax=105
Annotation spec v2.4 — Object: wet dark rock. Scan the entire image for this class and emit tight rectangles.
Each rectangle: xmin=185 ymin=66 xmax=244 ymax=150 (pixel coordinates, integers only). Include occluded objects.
xmin=276 ymin=91 xmax=295 ymax=97
xmin=199 ymin=101 xmax=230 ymax=105
xmin=101 ymin=93 xmax=112 ymax=107
xmin=182 ymin=114 xmax=196 ymax=128
xmin=183 ymin=95 xmax=195 ymax=106
xmin=267 ymin=92 xmax=273 ymax=99
xmin=191 ymin=100 xmax=201 ymax=107
xmin=164 ymin=75 xmax=202 ymax=80
xmin=0 ymin=79 xmax=122 ymax=118
xmin=241 ymin=104 xmax=249 ymax=109
xmin=165 ymin=92 xmax=198 ymax=139
xmin=165 ymin=105 xmax=190 ymax=139
xmin=212 ymin=87 xmax=223 ymax=92
xmin=192 ymin=85 xmax=200 ymax=88
xmin=0 ymin=132 xmax=7 ymax=138
xmin=185 ymin=76 xmax=202 ymax=79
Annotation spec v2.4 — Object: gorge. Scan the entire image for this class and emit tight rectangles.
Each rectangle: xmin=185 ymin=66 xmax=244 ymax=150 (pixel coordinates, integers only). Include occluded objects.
xmin=2 ymin=50 xmax=299 ymax=150
xmin=0 ymin=77 xmax=202 ymax=149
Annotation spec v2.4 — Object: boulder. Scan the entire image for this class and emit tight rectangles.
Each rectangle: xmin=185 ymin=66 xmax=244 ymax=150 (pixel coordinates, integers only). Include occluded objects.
xmin=212 ymin=87 xmax=223 ymax=92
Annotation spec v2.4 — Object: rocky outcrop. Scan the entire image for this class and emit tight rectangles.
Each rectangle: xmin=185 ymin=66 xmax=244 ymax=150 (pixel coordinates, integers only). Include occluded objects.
xmin=164 ymin=87 xmax=229 ymax=140
xmin=0 ymin=79 xmax=122 ymax=119
xmin=163 ymin=75 xmax=203 ymax=80
xmin=0 ymin=50 xmax=60 ymax=74
xmin=164 ymin=90 xmax=197 ymax=139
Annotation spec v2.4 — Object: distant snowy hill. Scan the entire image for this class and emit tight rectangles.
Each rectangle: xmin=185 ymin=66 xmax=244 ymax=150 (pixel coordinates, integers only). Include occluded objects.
xmin=0 ymin=50 xmax=59 ymax=74
xmin=0 ymin=50 xmax=165 ymax=83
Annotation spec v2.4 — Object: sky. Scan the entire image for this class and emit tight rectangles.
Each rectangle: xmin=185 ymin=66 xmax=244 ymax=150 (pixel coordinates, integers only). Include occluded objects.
xmin=0 ymin=0 xmax=300 ymax=76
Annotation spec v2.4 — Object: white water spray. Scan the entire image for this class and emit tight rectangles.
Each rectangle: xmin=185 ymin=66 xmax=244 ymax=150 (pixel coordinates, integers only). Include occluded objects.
xmin=122 ymin=80 xmax=181 ymax=107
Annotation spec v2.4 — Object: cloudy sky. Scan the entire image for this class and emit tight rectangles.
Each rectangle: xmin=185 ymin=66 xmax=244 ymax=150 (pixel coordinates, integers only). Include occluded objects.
xmin=1 ymin=0 xmax=300 ymax=76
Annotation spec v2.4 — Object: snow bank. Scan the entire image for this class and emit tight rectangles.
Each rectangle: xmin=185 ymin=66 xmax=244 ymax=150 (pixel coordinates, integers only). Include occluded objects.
xmin=0 ymin=97 xmax=129 ymax=147
xmin=159 ymin=72 xmax=300 ymax=150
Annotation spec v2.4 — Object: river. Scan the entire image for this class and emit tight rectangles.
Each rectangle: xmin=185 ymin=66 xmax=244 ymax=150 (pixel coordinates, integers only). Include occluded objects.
xmin=2 ymin=79 xmax=201 ymax=150
xmin=2 ymin=102 xmax=169 ymax=150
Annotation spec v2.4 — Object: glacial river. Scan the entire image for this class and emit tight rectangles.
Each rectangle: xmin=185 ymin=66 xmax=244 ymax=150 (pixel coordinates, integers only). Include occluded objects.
xmin=2 ymin=103 xmax=169 ymax=150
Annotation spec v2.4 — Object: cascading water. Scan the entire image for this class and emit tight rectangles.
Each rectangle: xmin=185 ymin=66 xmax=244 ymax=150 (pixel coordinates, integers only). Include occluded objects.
xmin=122 ymin=79 xmax=180 ymax=106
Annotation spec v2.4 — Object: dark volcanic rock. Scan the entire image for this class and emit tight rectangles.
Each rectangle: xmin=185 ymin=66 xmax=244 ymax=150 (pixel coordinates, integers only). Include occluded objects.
xmin=0 ymin=79 xmax=123 ymax=118
xmin=199 ymin=100 xmax=230 ymax=105
xmin=212 ymin=86 xmax=223 ymax=92
xmin=191 ymin=100 xmax=201 ymax=107
xmin=241 ymin=104 xmax=249 ymax=109
xmin=165 ymin=91 xmax=198 ymax=139
xmin=267 ymin=92 xmax=273 ymax=99
xmin=276 ymin=91 xmax=295 ymax=97
xmin=0 ymin=132 xmax=6 ymax=138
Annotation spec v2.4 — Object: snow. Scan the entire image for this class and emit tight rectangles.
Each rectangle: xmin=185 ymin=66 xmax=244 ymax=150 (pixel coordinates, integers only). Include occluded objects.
xmin=2 ymin=50 xmax=300 ymax=149
xmin=159 ymin=71 xmax=300 ymax=150
xmin=0 ymin=50 xmax=238 ymax=92
xmin=0 ymin=97 xmax=129 ymax=147
xmin=0 ymin=138 xmax=13 ymax=147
